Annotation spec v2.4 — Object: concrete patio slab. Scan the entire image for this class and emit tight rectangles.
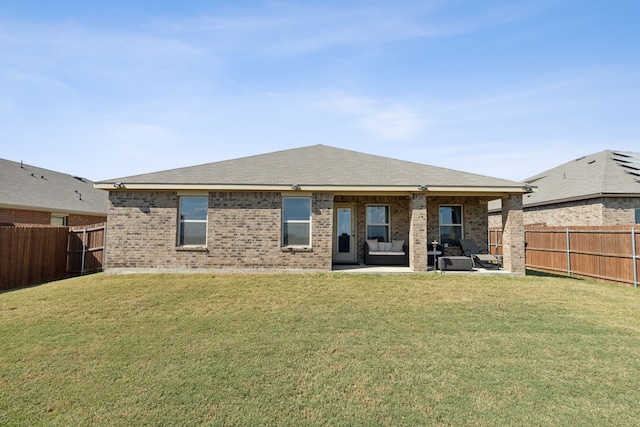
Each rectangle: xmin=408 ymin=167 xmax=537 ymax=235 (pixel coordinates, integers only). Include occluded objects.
xmin=332 ymin=264 xmax=512 ymax=274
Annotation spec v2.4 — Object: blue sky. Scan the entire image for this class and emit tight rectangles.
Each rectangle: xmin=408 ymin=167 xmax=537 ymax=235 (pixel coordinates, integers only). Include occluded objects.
xmin=1 ymin=0 xmax=638 ymax=182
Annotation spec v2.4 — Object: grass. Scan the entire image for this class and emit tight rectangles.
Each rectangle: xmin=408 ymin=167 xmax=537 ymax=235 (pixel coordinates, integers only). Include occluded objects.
xmin=1 ymin=272 xmax=640 ymax=426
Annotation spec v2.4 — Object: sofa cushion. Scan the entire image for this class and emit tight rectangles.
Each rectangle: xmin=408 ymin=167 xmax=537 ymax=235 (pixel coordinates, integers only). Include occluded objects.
xmin=391 ymin=240 xmax=405 ymax=252
xmin=379 ymin=242 xmax=393 ymax=251
xmin=366 ymin=239 xmax=379 ymax=251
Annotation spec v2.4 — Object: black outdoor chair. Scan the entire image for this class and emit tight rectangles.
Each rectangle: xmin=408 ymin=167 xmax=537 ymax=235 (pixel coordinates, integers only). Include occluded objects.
xmin=459 ymin=238 xmax=500 ymax=269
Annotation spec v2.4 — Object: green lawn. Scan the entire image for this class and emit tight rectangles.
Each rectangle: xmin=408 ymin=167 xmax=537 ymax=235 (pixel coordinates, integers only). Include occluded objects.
xmin=1 ymin=272 xmax=640 ymax=426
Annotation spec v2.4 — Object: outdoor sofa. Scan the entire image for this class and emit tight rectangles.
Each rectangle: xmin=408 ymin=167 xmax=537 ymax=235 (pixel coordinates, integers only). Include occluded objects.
xmin=364 ymin=240 xmax=409 ymax=266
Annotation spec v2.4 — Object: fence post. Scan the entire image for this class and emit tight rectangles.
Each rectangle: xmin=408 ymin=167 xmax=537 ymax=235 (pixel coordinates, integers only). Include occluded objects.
xmin=487 ymin=228 xmax=491 ymax=253
xmin=81 ymin=228 xmax=87 ymax=275
xmin=566 ymin=228 xmax=571 ymax=276
xmin=632 ymin=228 xmax=637 ymax=289
xmin=103 ymin=223 xmax=107 ymax=272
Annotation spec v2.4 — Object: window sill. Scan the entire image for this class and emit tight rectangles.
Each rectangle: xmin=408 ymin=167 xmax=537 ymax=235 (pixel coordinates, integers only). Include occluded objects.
xmin=281 ymin=247 xmax=313 ymax=253
xmin=176 ymin=246 xmax=208 ymax=252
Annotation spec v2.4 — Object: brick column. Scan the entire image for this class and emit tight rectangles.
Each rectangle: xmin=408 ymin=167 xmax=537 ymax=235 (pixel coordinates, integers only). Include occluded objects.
xmin=501 ymin=194 xmax=526 ymax=274
xmin=410 ymin=193 xmax=428 ymax=271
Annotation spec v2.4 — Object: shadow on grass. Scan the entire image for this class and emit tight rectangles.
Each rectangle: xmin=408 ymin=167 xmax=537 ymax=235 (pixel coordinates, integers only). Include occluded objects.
xmin=0 ymin=281 xmax=51 ymax=295
xmin=0 ymin=275 xmax=80 ymax=295
xmin=526 ymin=268 xmax=586 ymax=281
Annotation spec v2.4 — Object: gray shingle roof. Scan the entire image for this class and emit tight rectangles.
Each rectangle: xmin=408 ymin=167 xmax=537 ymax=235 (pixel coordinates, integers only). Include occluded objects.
xmin=97 ymin=145 xmax=525 ymax=189
xmin=521 ymin=150 xmax=640 ymax=207
xmin=0 ymin=158 xmax=109 ymax=216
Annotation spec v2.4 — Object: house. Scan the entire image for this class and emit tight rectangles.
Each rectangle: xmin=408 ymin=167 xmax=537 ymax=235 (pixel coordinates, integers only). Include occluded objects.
xmin=489 ymin=150 xmax=640 ymax=227
xmin=0 ymin=158 xmax=108 ymax=226
xmin=95 ymin=145 xmax=531 ymax=273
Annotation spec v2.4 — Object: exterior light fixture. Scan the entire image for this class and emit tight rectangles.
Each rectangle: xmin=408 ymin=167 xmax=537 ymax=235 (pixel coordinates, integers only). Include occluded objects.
xmin=418 ymin=185 xmax=428 ymax=191
xmin=114 ymin=182 xmax=125 ymax=189
xmin=291 ymin=184 xmax=301 ymax=191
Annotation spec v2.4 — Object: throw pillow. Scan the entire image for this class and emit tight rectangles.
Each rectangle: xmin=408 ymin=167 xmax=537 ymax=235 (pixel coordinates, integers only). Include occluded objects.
xmin=391 ymin=240 xmax=405 ymax=251
xmin=366 ymin=239 xmax=379 ymax=251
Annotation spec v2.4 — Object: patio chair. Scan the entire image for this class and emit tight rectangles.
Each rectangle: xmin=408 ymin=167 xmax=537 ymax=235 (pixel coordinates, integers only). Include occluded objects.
xmin=459 ymin=239 xmax=500 ymax=269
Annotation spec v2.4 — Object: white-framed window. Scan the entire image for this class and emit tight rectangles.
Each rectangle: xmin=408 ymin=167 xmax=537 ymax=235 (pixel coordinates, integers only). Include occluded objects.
xmin=282 ymin=197 xmax=312 ymax=247
xmin=366 ymin=205 xmax=390 ymax=242
xmin=51 ymin=214 xmax=68 ymax=226
xmin=178 ymin=197 xmax=208 ymax=247
xmin=439 ymin=205 xmax=463 ymax=246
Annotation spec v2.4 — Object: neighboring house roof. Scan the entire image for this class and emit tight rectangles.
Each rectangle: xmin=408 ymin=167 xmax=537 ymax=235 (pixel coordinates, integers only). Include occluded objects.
xmin=95 ymin=145 xmax=529 ymax=195
xmin=489 ymin=150 xmax=640 ymax=211
xmin=0 ymin=158 xmax=109 ymax=216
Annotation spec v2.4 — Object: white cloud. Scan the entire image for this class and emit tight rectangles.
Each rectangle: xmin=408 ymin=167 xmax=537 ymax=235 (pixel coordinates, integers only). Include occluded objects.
xmin=146 ymin=1 xmax=540 ymax=56
xmin=324 ymin=95 xmax=427 ymax=140
xmin=0 ymin=19 xmax=204 ymax=75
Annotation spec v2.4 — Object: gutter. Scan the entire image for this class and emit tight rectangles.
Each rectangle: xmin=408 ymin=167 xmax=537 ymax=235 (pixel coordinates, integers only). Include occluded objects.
xmin=523 ymin=192 xmax=640 ymax=209
xmin=94 ymin=182 xmax=534 ymax=195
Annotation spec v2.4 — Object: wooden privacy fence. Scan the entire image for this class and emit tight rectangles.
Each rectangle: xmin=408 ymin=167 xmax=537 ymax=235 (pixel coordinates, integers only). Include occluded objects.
xmin=0 ymin=225 xmax=68 ymax=290
xmin=0 ymin=223 xmax=106 ymax=291
xmin=489 ymin=226 xmax=640 ymax=287
xmin=67 ymin=223 xmax=106 ymax=276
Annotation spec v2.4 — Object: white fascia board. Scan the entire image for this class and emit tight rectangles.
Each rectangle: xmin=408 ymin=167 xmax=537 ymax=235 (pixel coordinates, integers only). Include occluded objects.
xmin=420 ymin=186 xmax=535 ymax=196
xmin=94 ymin=183 xmax=532 ymax=194
xmin=523 ymin=192 xmax=640 ymax=209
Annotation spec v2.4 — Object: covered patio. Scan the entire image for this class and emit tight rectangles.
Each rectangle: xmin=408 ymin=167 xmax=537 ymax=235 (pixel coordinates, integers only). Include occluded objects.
xmin=332 ymin=191 xmax=526 ymax=274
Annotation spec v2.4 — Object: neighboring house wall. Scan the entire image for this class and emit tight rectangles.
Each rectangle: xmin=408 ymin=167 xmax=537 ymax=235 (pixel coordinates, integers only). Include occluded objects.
xmin=489 ymin=197 xmax=640 ymax=227
xmin=105 ymin=191 xmax=334 ymax=271
xmin=488 ymin=213 xmax=500 ymax=229
xmin=68 ymin=214 xmax=108 ymax=227
xmin=0 ymin=208 xmax=51 ymax=225
xmin=523 ymin=200 xmax=604 ymax=227
xmin=602 ymin=197 xmax=640 ymax=225
xmin=0 ymin=207 xmax=106 ymax=226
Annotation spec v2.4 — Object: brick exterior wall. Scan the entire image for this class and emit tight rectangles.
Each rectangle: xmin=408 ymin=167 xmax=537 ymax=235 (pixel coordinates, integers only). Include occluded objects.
xmin=68 ymin=214 xmax=107 ymax=227
xmin=0 ymin=208 xmax=51 ymax=225
xmin=489 ymin=196 xmax=640 ymax=227
xmin=105 ymin=191 xmax=517 ymax=272
xmin=523 ymin=199 xmax=604 ymax=226
xmin=602 ymin=197 xmax=640 ymax=225
xmin=501 ymin=194 xmax=526 ymax=274
xmin=488 ymin=212 xmax=501 ymax=228
xmin=105 ymin=191 xmax=333 ymax=272
xmin=0 ymin=208 xmax=105 ymax=226
xmin=427 ymin=196 xmax=490 ymax=257
xmin=410 ymin=193 xmax=428 ymax=271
